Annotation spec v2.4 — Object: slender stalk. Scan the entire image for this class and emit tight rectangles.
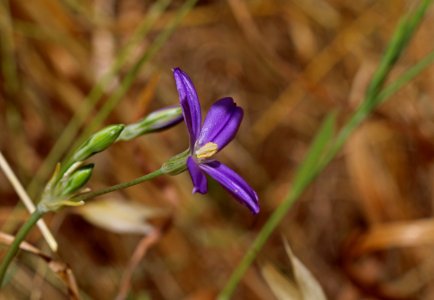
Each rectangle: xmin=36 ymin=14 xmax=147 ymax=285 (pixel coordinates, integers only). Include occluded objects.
xmin=72 ymin=168 xmax=165 ymax=203
xmin=377 ymin=49 xmax=434 ymax=105
xmin=0 ymin=209 xmax=45 ymax=286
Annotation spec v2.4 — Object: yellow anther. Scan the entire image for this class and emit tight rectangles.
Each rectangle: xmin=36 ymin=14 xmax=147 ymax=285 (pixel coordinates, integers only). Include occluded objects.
xmin=196 ymin=142 xmax=218 ymax=159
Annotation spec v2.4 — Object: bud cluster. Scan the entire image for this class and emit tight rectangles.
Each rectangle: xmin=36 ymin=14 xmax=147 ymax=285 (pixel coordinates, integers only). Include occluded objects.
xmin=38 ymin=106 xmax=184 ymax=212
xmin=38 ymin=123 xmax=125 ymax=212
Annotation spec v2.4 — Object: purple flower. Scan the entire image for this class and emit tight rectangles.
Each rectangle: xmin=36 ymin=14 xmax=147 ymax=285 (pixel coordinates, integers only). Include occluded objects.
xmin=173 ymin=67 xmax=259 ymax=214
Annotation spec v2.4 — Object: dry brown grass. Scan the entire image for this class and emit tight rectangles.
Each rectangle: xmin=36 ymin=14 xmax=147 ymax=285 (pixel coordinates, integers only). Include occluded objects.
xmin=1 ymin=0 xmax=434 ymax=299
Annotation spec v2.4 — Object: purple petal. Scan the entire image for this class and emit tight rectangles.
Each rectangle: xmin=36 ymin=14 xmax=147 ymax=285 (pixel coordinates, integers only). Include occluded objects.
xmin=173 ymin=68 xmax=202 ymax=146
xmin=200 ymin=161 xmax=259 ymax=214
xmin=197 ymin=98 xmax=243 ymax=152
xmin=187 ymin=156 xmax=207 ymax=194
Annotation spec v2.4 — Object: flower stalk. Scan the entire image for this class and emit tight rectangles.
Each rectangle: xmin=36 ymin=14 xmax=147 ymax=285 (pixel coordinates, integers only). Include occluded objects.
xmin=71 ymin=168 xmax=165 ymax=203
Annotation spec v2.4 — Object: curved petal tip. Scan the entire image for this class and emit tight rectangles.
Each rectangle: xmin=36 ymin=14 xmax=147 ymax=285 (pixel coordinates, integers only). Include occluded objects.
xmin=173 ymin=68 xmax=202 ymax=144
xmin=200 ymin=161 xmax=259 ymax=215
xmin=197 ymin=97 xmax=243 ymax=151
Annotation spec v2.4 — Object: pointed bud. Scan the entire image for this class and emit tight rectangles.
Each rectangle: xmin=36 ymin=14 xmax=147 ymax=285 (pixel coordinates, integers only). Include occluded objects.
xmin=60 ymin=164 xmax=94 ymax=196
xmin=72 ymin=124 xmax=124 ymax=163
xmin=117 ymin=106 xmax=182 ymax=141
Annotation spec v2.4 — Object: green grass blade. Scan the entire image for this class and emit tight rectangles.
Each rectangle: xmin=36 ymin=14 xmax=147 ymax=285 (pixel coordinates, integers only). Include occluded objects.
xmin=377 ymin=49 xmax=434 ymax=104
xmin=292 ymin=112 xmax=335 ymax=189
xmin=218 ymin=113 xmax=335 ymax=300
xmin=364 ymin=0 xmax=432 ymax=111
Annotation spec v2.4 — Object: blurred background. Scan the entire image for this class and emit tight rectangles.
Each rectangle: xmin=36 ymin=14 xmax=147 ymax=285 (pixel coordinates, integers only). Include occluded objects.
xmin=1 ymin=0 xmax=434 ymax=299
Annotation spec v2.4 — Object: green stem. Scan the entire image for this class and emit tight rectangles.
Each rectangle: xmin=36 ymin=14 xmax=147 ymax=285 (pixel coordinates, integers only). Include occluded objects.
xmin=72 ymin=168 xmax=165 ymax=203
xmin=377 ymin=49 xmax=434 ymax=105
xmin=0 ymin=209 xmax=45 ymax=286
xmin=218 ymin=185 xmax=309 ymax=300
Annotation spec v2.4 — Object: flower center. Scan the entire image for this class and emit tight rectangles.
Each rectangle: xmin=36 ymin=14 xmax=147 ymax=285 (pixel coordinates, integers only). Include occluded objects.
xmin=195 ymin=142 xmax=218 ymax=160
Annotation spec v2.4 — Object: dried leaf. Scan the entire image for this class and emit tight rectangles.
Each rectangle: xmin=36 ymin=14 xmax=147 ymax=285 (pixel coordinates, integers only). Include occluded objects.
xmin=346 ymin=121 xmax=413 ymax=223
xmin=262 ymin=262 xmax=303 ymax=300
xmin=261 ymin=239 xmax=327 ymax=300
xmin=353 ymin=219 xmax=434 ymax=255
xmin=0 ymin=232 xmax=50 ymax=260
xmin=75 ymin=198 xmax=164 ymax=235
xmin=284 ymin=240 xmax=327 ymax=300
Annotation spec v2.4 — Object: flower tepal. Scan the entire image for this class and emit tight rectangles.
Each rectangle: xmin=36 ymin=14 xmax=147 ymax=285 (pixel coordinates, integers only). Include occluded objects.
xmin=173 ymin=67 xmax=259 ymax=214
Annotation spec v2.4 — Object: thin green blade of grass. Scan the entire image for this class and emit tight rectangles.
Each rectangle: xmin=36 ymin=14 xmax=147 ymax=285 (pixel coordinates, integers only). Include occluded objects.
xmin=26 ymin=0 xmax=174 ymax=198
xmin=291 ymin=112 xmax=335 ymax=190
xmin=217 ymin=112 xmax=335 ymax=300
xmin=320 ymin=0 xmax=433 ymax=168
xmin=321 ymin=47 xmax=434 ymax=171
xmin=218 ymin=0 xmax=432 ymax=298
xmin=364 ymin=0 xmax=432 ymax=109
xmin=377 ymin=49 xmax=434 ymax=105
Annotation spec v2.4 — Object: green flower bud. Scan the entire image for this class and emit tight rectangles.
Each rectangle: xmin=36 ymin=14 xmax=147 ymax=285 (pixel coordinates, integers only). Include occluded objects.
xmin=60 ymin=164 xmax=94 ymax=196
xmin=38 ymin=163 xmax=95 ymax=213
xmin=72 ymin=124 xmax=124 ymax=163
xmin=161 ymin=149 xmax=189 ymax=175
xmin=117 ymin=106 xmax=182 ymax=141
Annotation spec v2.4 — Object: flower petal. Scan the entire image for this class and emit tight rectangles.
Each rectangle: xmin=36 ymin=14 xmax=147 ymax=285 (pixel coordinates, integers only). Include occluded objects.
xmin=187 ymin=156 xmax=207 ymax=194
xmin=173 ymin=68 xmax=202 ymax=145
xmin=197 ymin=98 xmax=243 ymax=152
xmin=200 ymin=161 xmax=259 ymax=214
